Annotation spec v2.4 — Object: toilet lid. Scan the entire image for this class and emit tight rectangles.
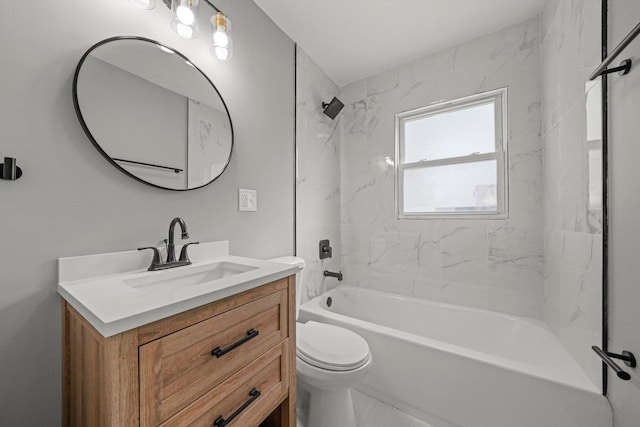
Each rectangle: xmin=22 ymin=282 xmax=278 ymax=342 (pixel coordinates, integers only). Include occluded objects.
xmin=297 ymin=321 xmax=370 ymax=371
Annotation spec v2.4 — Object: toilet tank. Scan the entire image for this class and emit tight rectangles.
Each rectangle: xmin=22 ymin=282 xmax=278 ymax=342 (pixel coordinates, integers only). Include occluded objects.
xmin=268 ymin=256 xmax=305 ymax=320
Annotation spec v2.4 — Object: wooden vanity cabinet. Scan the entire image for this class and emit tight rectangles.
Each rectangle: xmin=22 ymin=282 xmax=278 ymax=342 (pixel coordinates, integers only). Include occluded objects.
xmin=62 ymin=276 xmax=296 ymax=427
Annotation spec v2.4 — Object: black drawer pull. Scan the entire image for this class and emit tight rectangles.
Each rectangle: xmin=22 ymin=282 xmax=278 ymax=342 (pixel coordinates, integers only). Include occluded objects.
xmin=211 ymin=329 xmax=259 ymax=358
xmin=213 ymin=388 xmax=261 ymax=427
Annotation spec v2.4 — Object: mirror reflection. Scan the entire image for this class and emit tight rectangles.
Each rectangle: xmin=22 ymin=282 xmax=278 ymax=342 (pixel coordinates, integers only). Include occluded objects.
xmin=73 ymin=36 xmax=233 ymax=190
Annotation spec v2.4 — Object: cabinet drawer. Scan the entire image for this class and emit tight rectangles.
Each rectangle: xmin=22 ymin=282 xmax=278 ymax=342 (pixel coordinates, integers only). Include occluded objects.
xmin=159 ymin=339 xmax=289 ymax=427
xmin=140 ymin=290 xmax=288 ymax=426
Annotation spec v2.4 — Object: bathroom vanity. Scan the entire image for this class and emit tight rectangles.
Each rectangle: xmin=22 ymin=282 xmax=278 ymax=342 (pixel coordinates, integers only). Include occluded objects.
xmin=58 ymin=242 xmax=297 ymax=427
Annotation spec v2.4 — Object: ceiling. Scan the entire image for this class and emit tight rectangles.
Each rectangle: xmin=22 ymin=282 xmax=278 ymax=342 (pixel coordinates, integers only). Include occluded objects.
xmin=253 ymin=0 xmax=546 ymax=87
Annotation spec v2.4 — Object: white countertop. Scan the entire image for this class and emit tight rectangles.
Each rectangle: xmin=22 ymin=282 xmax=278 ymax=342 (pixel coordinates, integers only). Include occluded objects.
xmin=57 ymin=241 xmax=298 ymax=337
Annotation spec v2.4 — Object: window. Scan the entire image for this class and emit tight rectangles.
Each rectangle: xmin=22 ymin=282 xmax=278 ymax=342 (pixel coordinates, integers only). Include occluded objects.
xmin=395 ymin=88 xmax=507 ymax=219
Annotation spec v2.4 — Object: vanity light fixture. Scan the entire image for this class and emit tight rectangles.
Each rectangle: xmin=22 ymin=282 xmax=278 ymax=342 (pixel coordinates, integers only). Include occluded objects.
xmin=170 ymin=0 xmax=199 ymax=39
xmin=210 ymin=12 xmax=232 ymax=60
xmin=134 ymin=0 xmax=233 ymax=60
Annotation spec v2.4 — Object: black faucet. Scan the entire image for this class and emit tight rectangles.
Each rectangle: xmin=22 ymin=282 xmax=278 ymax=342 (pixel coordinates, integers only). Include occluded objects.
xmin=167 ymin=217 xmax=189 ymax=262
xmin=323 ymin=270 xmax=343 ymax=281
xmin=138 ymin=217 xmax=199 ymax=271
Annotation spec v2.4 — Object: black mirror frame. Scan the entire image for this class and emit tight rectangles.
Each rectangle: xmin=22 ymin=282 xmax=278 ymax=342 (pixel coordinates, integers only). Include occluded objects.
xmin=72 ymin=36 xmax=234 ymax=191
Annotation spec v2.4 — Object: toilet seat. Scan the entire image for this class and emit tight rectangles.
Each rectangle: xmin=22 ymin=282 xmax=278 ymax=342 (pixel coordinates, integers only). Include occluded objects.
xmin=297 ymin=321 xmax=371 ymax=371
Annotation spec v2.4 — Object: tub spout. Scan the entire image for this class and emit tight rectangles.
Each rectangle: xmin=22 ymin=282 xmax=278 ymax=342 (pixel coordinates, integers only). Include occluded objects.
xmin=323 ymin=270 xmax=343 ymax=281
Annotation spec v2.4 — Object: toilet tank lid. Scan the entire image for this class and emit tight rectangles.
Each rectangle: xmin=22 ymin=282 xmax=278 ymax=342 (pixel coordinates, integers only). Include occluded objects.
xmin=268 ymin=256 xmax=305 ymax=269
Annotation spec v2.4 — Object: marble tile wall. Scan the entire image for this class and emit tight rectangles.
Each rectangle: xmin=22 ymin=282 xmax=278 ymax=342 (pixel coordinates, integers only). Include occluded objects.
xmin=338 ymin=19 xmax=544 ymax=318
xmin=540 ymin=0 xmax=603 ymax=389
xmin=295 ymin=46 xmax=343 ymax=303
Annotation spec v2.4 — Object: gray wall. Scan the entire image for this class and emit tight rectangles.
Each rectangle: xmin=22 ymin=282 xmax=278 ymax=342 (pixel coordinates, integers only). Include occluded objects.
xmin=79 ymin=57 xmax=189 ymax=189
xmin=0 ymin=0 xmax=294 ymax=424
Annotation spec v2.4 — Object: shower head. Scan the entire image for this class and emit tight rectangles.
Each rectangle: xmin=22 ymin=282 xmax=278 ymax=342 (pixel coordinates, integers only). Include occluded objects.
xmin=322 ymin=97 xmax=344 ymax=120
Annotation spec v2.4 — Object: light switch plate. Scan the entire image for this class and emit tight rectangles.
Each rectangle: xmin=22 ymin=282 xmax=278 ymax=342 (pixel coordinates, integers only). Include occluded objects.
xmin=239 ymin=189 xmax=257 ymax=212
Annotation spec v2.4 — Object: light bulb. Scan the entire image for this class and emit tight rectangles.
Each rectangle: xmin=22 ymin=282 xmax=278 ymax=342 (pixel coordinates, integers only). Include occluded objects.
xmin=213 ymin=29 xmax=229 ymax=47
xmin=176 ymin=5 xmax=195 ymax=25
xmin=214 ymin=46 xmax=229 ymax=60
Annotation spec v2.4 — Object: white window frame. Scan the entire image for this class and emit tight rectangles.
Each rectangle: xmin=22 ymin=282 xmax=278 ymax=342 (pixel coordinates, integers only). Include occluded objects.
xmin=395 ymin=88 xmax=508 ymax=220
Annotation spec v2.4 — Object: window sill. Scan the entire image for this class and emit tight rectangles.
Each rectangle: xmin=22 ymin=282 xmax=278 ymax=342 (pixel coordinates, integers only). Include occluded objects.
xmin=397 ymin=212 xmax=508 ymax=220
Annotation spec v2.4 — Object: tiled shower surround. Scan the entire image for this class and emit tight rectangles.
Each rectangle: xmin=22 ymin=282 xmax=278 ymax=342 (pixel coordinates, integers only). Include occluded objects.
xmin=339 ymin=18 xmax=544 ymax=318
xmin=295 ymin=47 xmax=343 ymax=303
xmin=296 ymin=5 xmax=602 ymax=392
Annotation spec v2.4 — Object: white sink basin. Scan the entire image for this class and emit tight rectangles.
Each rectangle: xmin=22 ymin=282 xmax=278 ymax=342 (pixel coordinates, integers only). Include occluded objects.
xmin=57 ymin=241 xmax=299 ymax=337
xmin=124 ymin=261 xmax=258 ymax=293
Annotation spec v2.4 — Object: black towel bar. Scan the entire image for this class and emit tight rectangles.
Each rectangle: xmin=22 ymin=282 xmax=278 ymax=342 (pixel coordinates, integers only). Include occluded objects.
xmin=112 ymin=157 xmax=183 ymax=173
xmin=589 ymin=21 xmax=640 ymax=80
xmin=592 ymin=346 xmax=636 ymax=381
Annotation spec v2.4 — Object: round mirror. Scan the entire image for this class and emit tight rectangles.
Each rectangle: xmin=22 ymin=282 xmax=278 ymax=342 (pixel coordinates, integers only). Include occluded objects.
xmin=73 ymin=36 xmax=233 ymax=190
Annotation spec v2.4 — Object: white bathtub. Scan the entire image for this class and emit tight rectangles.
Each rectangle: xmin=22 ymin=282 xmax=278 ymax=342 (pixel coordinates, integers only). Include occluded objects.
xmin=298 ymin=287 xmax=612 ymax=427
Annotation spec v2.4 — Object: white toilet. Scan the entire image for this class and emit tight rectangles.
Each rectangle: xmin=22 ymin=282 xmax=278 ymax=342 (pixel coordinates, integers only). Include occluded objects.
xmin=269 ymin=256 xmax=372 ymax=427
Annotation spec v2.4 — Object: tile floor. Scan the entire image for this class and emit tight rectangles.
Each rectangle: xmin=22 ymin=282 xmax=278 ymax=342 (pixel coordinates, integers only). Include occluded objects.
xmin=297 ymin=389 xmax=433 ymax=427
